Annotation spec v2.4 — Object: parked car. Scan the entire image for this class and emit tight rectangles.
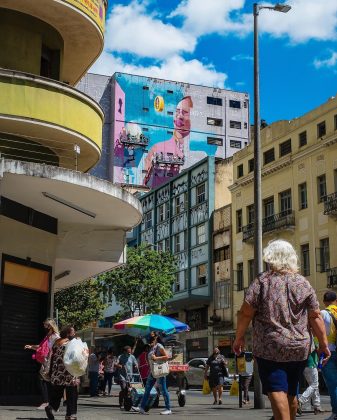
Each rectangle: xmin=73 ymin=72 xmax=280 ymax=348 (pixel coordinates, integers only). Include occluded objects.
xmin=183 ymin=358 xmax=233 ymax=389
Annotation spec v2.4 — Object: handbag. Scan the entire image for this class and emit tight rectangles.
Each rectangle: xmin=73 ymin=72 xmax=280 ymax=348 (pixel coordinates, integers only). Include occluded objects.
xmin=151 ymin=360 xmax=170 ymax=378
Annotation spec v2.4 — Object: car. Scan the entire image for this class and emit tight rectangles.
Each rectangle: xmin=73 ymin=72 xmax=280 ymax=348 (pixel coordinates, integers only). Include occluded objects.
xmin=183 ymin=358 xmax=233 ymax=390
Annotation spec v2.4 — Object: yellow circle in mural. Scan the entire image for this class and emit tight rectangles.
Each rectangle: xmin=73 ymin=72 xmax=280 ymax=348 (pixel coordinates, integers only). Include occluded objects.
xmin=154 ymin=95 xmax=165 ymax=112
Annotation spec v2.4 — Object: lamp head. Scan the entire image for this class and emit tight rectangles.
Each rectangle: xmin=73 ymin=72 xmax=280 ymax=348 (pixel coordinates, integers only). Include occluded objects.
xmin=274 ymin=3 xmax=291 ymax=12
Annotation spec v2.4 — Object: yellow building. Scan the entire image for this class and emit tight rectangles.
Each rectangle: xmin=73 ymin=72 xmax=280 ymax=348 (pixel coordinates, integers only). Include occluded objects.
xmin=230 ymin=95 xmax=337 ymax=331
xmin=0 ymin=0 xmax=142 ymax=403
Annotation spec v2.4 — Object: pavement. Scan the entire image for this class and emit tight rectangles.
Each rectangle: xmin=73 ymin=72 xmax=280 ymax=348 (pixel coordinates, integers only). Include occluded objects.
xmin=0 ymin=387 xmax=333 ymax=420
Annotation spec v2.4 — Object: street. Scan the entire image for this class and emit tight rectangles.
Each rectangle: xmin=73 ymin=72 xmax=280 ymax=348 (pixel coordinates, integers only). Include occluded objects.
xmin=0 ymin=388 xmax=332 ymax=420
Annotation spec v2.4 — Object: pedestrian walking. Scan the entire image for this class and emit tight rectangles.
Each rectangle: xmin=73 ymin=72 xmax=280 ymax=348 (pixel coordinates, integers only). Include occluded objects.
xmin=88 ymin=348 xmax=100 ymax=397
xmin=136 ymin=332 xmax=172 ymax=415
xmin=238 ymin=352 xmax=253 ymax=405
xmin=116 ymin=345 xmax=138 ymax=409
xmin=204 ymin=347 xmax=228 ymax=405
xmin=233 ymin=240 xmax=330 ymax=420
xmin=45 ymin=325 xmax=79 ymax=420
xmin=320 ymin=291 xmax=337 ymax=420
xmin=102 ymin=348 xmax=117 ymax=396
xmin=24 ymin=318 xmax=59 ymax=410
xmin=297 ymin=348 xmax=324 ymax=415
xmin=138 ymin=344 xmax=151 ymax=386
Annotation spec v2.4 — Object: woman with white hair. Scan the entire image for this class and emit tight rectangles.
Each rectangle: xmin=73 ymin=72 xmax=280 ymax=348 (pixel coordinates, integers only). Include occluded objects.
xmin=233 ymin=239 xmax=330 ymax=420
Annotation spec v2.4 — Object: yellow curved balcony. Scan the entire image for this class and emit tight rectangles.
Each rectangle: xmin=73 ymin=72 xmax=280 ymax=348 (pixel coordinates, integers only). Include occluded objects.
xmin=0 ymin=69 xmax=103 ymax=172
xmin=0 ymin=0 xmax=107 ymax=85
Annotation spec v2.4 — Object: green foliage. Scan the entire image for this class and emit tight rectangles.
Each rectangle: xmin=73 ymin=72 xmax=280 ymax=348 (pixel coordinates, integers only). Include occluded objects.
xmin=99 ymin=244 xmax=177 ymax=317
xmin=54 ymin=278 xmax=107 ymax=330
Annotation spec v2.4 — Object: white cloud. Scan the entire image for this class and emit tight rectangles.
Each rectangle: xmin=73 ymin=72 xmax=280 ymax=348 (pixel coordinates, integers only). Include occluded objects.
xmin=314 ymin=51 xmax=337 ymax=69
xmin=90 ymin=52 xmax=227 ymax=88
xmin=104 ymin=2 xmax=196 ymax=59
xmin=231 ymin=54 xmax=253 ymax=61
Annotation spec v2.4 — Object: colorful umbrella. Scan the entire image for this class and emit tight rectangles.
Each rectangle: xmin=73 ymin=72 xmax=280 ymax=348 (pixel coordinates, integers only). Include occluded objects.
xmin=114 ymin=314 xmax=190 ymax=337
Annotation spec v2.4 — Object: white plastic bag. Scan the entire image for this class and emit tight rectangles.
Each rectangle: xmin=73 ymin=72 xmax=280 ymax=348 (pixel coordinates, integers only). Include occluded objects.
xmin=63 ymin=338 xmax=88 ymax=377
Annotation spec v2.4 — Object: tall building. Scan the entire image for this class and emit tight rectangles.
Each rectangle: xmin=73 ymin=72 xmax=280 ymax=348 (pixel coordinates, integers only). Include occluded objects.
xmin=132 ymin=157 xmax=233 ymax=358
xmin=0 ymin=1 xmax=142 ymax=403
xmin=78 ymin=72 xmax=250 ymax=190
xmin=230 ymin=95 xmax=337 ymax=334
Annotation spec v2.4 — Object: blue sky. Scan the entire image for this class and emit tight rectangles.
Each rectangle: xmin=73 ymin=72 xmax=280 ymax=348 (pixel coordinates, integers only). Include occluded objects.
xmin=91 ymin=0 xmax=337 ymax=124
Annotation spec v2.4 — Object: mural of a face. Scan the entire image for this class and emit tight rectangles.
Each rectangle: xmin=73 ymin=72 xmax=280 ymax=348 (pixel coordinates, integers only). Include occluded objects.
xmin=174 ymin=96 xmax=193 ymax=138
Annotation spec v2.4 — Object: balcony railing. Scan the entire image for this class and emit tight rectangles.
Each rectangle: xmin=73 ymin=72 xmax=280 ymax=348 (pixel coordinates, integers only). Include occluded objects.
xmin=153 ymin=153 xmax=185 ymax=166
xmin=119 ymin=133 xmax=149 ymax=147
xmin=327 ymin=267 xmax=337 ymax=288
xmin=324 ymin=192 xmax=337 ymax=216
xmin=242 ymin=210 xmax=295 ymax=242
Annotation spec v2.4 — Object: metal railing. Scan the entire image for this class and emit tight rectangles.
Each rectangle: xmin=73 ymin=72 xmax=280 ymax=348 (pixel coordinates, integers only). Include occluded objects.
xmin=327 ymin=267 xmax=337 ymax=288
xmin=119 ymin=133 xmax=149 ymax=147
xmin=153 ymin=153 xmax=184 ymax=166
xmin=242 ymin=209 xmax=295 ymax=241
xmin=324 ymin=192 xmax=337 ymax=216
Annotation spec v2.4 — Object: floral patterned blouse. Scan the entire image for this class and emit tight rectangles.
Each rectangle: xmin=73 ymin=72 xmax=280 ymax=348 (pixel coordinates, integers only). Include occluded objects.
xmin=50 ymin=342 xmax=76 ymax=386
xmin=245 ymin=271 xmax=319 ymax=362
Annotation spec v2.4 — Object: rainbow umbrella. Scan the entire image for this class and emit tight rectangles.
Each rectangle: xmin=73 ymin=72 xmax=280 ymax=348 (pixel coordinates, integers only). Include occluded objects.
xmin=114 ymin=314 xmax=190 ymax=337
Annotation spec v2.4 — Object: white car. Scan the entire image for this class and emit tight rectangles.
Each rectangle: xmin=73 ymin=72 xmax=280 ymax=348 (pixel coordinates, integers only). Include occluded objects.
xmin=183 ymin=358 xmax=233 ymax=389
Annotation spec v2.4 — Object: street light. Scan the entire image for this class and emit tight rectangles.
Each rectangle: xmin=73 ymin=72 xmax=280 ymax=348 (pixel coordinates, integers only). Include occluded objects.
xmin=253 ymin=2 xmax=291 ymax=410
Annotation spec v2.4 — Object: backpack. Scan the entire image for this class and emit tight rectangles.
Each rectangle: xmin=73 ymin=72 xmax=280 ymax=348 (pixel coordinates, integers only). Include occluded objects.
xmin=33 ymin=336 xmax=50 ymax=364
xmin=326 ymin=309 xmax=337 ymax=346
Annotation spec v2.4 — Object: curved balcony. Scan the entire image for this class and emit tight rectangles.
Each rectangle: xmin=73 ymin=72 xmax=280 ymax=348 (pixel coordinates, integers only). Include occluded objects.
xmin=0 ymin=0 xmax=107 ymax=85
xmin=0 ymin=69 xmax=103 ymax=172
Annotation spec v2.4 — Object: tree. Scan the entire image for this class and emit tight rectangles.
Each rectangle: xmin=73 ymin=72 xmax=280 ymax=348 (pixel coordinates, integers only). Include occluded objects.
xmin=54 ymin=278 xmax=107 ymax=330
xmin=99 ymin=244 xmax=177 ymax=316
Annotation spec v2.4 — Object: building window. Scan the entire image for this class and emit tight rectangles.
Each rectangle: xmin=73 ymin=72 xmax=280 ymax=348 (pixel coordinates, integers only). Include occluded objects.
xmin=244 ymin=101 xmax=248 ymax=108
xmin=207 ymin=137 xmax=223 ymax=146
xmin=175 ymin=233 xmax=181 ymax=253
xmin=143 ymin=107 xmax=149 ymax=112
xmin=301 ymin=244 xmax=310 ymax=276
xmin=207 ymin=96 xmax=222 ymax=106
xmin=158 ymin=204 xmax=165 ymax=222
xmin=247 ymin=204 xmax=254 ymax=225
xmin=230 ymin=140 xmax=242 ymax=149
xmin=230 ymin=120 xmax=242 ymax=129
xmin=236 ymin=209 xmax=242 ymax=233
xmin=167 ymin=111 xmax=173 ymax=115
xmin=264 ymin=197 xmax=274 ymax=218
xmin=229 ymin=100 xmax=241 ymax=109
xmin=196 ymin=183 xmax=206 ymax=204
xmin=175 ymin=193 xmax=186 ymax=214
xmin=144 ymin=211 xmax=152 ymax=229
xmin=197 ymin=223 xmax=206 ymax=245
xmin=248 ymin=158 xmax=254 ymax=173
xmin=317 ymin=175 xmax=327 ymax=203
xmin=264 ymin=148 xmax=275 ymax=165
xmin=317 ymin=121 xmax=326 ymax=138
xmin=237 ymin=164 xmax=244 ymax=178
xmin=334 ymin=114 xmax=337 ymax=131
xmin=244 ymin=122 xmax=248 ymax=129
xmin=207 ymin=117 xmax=223 ymax=126
xmin=143 ymin=86 xmax=149 ymax=90
xmin=165 ymin=238 xmax=170 ymax=252
xmin=317 ymin=238 xmax=330 ymax=272
xmin=216 ymin=281 xmax=230 ymax=309
xmin=197 ymin=264 xmax=207 ymax=286
xmin=248 ymin=259 xmax=255 ymax=284
xmin=167 ymin=89 xmax=173 ymax=94
xmin=237 ymin=263 xmax=244 ymax=291
xmin=299 ymin=183 xmax=308 ymax=210
xmin=279 ymin=189 xmax=292 ymax=214
xmin=40 ymin=45 xmax=60 ymax=80
xmin=299 ymin=131 xmax=307 ymax=147
xmin=279 ymin=139 xmax=292 ymax=157
xmin=214 ymin=246 xmax=230 ymax=263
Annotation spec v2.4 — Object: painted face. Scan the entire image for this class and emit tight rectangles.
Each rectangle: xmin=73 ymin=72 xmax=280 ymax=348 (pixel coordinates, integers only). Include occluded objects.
xmin=174 ymin=97 xmax=192 ymax=137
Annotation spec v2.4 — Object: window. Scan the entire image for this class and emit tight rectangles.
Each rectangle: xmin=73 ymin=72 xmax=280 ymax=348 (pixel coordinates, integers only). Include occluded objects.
xmin=207 ymin=137 xmax=223 ymax=146
xmin=244 ymin=101 xmax=248 ymax=108
xmin=167 ymin=130 xmax=173 ymax=134
xmin=317 ymin=175 xmax=327 ymax=202
xmin=167 ymin=89 xmax=173 ymax=94
xmin=279 ymin=139 xmax=292 ymax=157
xmin=144 ymin=211 xmax=152 ymax=229
xmin=196 ymin=183 xmax=206 ymax=204
xmin=230 ymin=120 xmax=242 ymax=129
xmin=299 ymin=183 xmax=308 ymax=210
xmin=158 ymin=204 xmax=165 ymax=222
xmin=175 ymin=233 xmax=181 ymax=253
xmin=247 ymin=204 xmax=254 ymax=225
xmin=143 ymin=107 xmax=149 ymax=112
xmin=279 ymin=189 xmax=292 ymax=214
xmin=334 ymin=114 xmax=337 ymax=131
xmin=207 ymin=117 xmax=223 ymax=126
xmin=216 ymin=281 xmax=230 ymax=309
xmin=175 ymin=193 xmax=186 ymax=214
xmin=264 ymin=197 xmax=274 ymax=218
xmin=197 ymin=264 xmax=207 ymax=286
xmin=165 ymin=238 xmax=170 ymax=252
xmin=197 ymin=223 xmax=206 ymax=245
xmin=40 ymin=45 xmax=60 ymax=80
xmin=230 ymin=140 xmax=242 ymax=149
xmin=264 ymin=148 xmax=275 ymax=165
xmin=318 ymin=238 xmax=330 ymax=272
xmin=157 ymin=241 xmax=164 ymax=252
xmin=244 ymin=122 xmax=248 ymax=129
xmin=237 ymin=263 xmax=244 ymax=291
xmin=207 ymin=96 xmax=223 ymax=106
xmin=236 ymin=209 xmax=242 ymax=233
xmin=299 ymin=131 xmax=307 ymax=147
xmin=167 ymin=111 xmax=173 ymax=115
xmin=237 ymin=164 xmax=244 ymax=178
xmin=301 ymin=244 xmax=310 ymax=276
xmin=214 ymin=246 xmax=230 ymax=263
xmin=248 ymin=158 xmax=254 ymax=173
xmin=317 ymin=121 xmax=326 ymax=138
xmin=248 ymin=259 xmax=255 ymax=284
xmin=143 ymin=86 xmax=149 ymax=90
xmin=229 ymin=100 xmax=241 ymax=109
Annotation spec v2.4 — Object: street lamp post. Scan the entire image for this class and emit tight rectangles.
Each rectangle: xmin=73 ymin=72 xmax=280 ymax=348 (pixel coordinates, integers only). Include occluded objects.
xmin=253 ymin=2 xmax=291 ymax=409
